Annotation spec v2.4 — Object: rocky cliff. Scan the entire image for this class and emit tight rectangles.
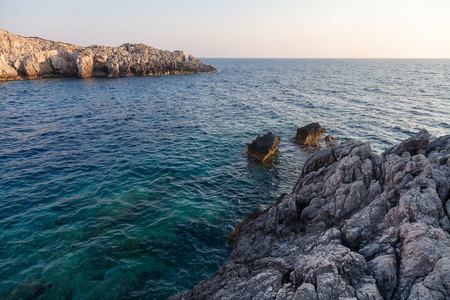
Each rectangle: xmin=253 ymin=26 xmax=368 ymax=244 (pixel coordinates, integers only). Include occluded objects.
xmin=0 ymin=29 xmax=216 ymax=81
xmin=171 ymin=130 xmax=450 ymax=300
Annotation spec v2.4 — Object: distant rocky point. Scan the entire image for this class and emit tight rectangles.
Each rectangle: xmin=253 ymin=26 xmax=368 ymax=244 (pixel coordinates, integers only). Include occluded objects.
xmin=0 ymin=29 xmax=216 ymax=81
xmin=171 ymin=130 xmax=450 ymax=300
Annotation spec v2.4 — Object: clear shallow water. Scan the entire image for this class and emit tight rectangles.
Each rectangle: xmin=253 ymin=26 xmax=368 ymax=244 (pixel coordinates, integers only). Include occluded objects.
xmin=0 ymin=59 xmax=449 ymax=299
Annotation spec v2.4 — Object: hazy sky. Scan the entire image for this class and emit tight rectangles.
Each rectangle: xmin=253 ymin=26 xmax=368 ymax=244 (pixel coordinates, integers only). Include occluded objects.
xmin=1 ymin=0 xmax=449 ymax=58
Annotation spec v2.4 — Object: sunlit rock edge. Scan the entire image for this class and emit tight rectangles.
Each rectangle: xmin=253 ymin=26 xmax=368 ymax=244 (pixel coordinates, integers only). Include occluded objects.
xmin=0 ymin=29 xmax=216 ymax=81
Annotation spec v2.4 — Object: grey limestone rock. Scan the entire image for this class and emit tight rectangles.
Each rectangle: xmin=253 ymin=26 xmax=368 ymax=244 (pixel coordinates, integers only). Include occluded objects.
xmin=0 ymin=28 xmax=216 ymax=81
xmin=382 ymin=129 xmax=431 ymax=157
xmin=170 ymin=130 xmax=450 ymax=300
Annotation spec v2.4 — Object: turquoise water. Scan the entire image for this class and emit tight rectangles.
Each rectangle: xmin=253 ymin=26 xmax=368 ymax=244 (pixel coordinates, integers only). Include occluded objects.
xmin=0 ymin=59 xmax=449 ymax=299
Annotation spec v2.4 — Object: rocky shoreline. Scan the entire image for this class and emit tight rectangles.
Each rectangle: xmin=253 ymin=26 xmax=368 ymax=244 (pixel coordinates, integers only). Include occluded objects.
xmin=0 ymin=29 xmax=216 ymax=81
xmin=171 ymin=130 xmax=450 ymax=300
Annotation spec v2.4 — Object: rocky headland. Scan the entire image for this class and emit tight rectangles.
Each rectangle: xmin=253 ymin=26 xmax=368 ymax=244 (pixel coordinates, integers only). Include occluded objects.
xmin=171 ymin=130 xmax=450 ymax=300
xmin=0 ymin=29 xmax=216 ymax=81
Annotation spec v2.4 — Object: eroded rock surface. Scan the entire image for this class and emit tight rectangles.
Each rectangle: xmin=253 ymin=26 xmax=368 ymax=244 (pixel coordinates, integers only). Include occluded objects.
xmin=171 ymin=130 xmax=450 ymax=300
xmin=247 ymin=132 xmax=282 ymax=162
xmin=294 ymin=123 xmax=327 ymax=146
xmin=0 ymin=28 xmax=216 ymax=81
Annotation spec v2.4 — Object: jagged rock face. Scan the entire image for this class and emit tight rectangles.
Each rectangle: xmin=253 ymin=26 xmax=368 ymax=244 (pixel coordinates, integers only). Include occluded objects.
xmin=171 ymin=130 xmax=450 ymax=300
xmin=0 ymin=53 xmax=19 ymax=80
xmin=247 ymin=132 xmax=282 ymax=162
xmin=0 ymin=29 xmax=78 ymax=62
xmin=294 ymin=123 xmax=327 ymax=146
xmin=73 ymin=48 xmax=94 ymax=78
xmin=188 ymin=54 xmax=203 ymax=63
xmin=0 ymin=28 xmax=216 ymax=80
xmin=18 ymin=50 xmax=59 ymax=78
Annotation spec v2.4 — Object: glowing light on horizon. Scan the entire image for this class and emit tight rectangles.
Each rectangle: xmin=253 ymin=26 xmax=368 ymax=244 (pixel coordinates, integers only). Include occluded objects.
xmin=1 ymin=0 xmax=449 ymax=58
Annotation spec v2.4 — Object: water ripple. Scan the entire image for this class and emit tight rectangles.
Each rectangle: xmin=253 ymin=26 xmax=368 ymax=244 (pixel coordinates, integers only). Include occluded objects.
xmin=0 ymin=59 xmax=449 ymax=299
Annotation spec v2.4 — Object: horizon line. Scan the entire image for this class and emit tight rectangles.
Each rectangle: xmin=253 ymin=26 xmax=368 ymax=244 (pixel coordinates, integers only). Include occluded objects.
xmin=199 ymin=57 xmax=450 ymax=60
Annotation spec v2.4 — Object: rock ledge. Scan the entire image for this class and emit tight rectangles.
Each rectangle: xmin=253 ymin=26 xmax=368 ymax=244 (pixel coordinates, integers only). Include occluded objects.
xmin=171 ymin=130 xmax=450 ymax=300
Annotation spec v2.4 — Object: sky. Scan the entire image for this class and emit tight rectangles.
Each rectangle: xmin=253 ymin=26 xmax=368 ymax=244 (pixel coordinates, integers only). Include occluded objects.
xmin=1 ymin=0 xmax=449 ymax=58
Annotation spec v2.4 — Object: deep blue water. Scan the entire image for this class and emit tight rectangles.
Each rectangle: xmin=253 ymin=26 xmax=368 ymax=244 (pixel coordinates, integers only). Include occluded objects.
xmin=0 ymin=59 xmax=449 ymax=299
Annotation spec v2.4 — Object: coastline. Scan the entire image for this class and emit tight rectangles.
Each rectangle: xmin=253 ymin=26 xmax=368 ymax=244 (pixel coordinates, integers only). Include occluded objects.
xmin=0 ymin=29 xmax=216 ymax=81
xmin=2 ymin=57 xmax=449 ymax=299
xmin=171 ymin=130 xmax=450 ymax=299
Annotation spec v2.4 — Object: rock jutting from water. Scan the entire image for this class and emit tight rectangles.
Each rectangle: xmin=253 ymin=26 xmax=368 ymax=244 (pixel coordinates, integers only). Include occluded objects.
xmin=294 ymin=122 xmax=327 ymax=146
xmin=325 ymin=134 xmax=338 ymax=142
xmin=0 ymin=28 xmax=216 ymax=81
xmin=171 ymin=129 xmax=450 ymax=300
xmin=247 ymin=132 xmax=282 ymax=162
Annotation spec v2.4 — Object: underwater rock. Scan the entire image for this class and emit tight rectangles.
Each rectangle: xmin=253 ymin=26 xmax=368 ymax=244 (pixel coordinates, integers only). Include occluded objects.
xmin=6 ymin=279 xmax=53 ymax=299
xmin=325 ymin=134 xmax=337 ymax=142
xmin=247 ymin=132 xmax=281 ymax=162
xmin=294 ymin=122 xmax=326 ymax=146
xmin=171 ymin=130 xmax=450 ymax=300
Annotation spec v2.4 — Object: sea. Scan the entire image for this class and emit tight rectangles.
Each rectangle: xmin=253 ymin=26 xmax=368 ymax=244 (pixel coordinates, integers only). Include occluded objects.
xmin=0 ymin=59 xmax=449 ymax=299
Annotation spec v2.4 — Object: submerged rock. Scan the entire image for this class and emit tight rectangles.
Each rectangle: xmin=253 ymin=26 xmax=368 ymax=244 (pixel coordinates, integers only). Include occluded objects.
xmin=294 ymin=122 xmax=326 ymax=146
xmin=171 ymin=130 xmax=450 ymax=300
xmin=325 ymin=134 xmax=337 ymax=142
xmin=247 ymin=132 xmax=281 ymax=162
xmin=0 ymin=28 xmax=216 ymax=81
xmin=6 ymin=279 xmax=53 ymax=299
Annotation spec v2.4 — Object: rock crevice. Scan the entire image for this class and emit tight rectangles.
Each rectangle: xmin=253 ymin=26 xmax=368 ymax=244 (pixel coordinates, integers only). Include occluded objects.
xmin=171 ymin=130 xmax=450 ymax=300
